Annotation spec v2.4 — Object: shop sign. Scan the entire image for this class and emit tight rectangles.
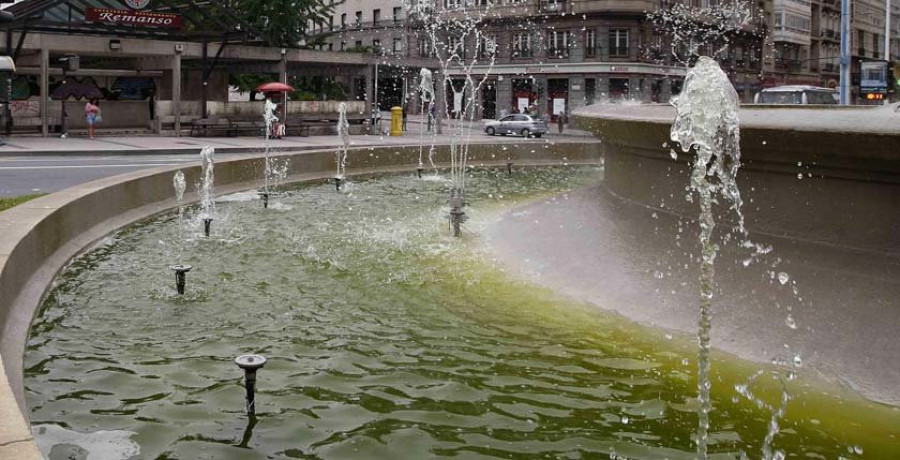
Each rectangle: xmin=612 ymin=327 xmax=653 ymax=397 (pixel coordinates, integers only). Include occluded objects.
xmin=86 ymin=8 xmax=182 ymax=29
xmin=610 ymin=66 xmax=629 ymax=73
xmin=124 ymin=0 xmax=150 ymax=10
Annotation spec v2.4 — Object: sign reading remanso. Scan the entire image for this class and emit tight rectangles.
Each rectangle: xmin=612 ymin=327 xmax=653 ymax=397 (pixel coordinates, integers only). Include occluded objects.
xmin=86 ymin=8 xmax=181 ymax=29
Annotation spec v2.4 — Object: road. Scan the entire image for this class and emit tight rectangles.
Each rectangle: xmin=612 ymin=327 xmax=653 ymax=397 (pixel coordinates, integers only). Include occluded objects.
xmin=0 ymin=154 xmax=248 ymax=197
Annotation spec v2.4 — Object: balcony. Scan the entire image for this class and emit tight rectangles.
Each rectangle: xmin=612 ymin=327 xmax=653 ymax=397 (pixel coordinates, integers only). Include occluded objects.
xmin=547 ymin=47 xmax=569 ymax=59
xmin=539 ymin=0 xmax=566 ymax=14
xmin=775 ymin=58 xmax=803 ymax=72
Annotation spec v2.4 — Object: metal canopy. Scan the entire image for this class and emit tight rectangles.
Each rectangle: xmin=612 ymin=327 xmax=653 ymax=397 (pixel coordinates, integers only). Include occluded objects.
xmin=2 ymin=0 xmax=264 ymax=43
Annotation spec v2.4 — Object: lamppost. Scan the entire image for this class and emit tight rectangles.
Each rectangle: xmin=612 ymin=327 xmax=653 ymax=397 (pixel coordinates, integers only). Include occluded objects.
xmin=58 ymin=54 xmax=79 ymax=137
xmin=839 ymin=0 xmax=851 ymax=105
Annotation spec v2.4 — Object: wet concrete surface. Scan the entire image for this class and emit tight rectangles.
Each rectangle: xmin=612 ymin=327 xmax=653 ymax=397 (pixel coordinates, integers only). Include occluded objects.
xmin=485 ymin=185 xmax=900 ymax=406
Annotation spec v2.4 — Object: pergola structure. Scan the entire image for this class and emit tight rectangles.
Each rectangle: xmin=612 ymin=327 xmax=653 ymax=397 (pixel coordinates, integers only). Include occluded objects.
xmin=0 ymin=0 xmax=436 ymax=136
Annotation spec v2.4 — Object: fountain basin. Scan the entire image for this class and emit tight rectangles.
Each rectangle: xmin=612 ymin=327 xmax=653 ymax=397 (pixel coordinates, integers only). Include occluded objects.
xmin=574 ymin=103 xmax=900 ymax=254
xmin=0 ymin=141 xmax=600 ymax=458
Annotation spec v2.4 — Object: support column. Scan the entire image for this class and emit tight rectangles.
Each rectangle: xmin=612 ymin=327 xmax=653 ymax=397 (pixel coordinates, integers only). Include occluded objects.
xmin=363 ymin=65 xmax=375 ymax=132
xmin=278 ymin=57 xmax=287 ymax=117
xmin=496 ymin=76 xmax=512 ymax=116
xmin=569 ymin=75 xmax=586 ymax=111
xmin=172 ymin=54 xmax=182 ymax=136
xmin=40 ymin=48 xmax=49 ymax=137
xmin=201 ymin=41 xmax=208 ymax=120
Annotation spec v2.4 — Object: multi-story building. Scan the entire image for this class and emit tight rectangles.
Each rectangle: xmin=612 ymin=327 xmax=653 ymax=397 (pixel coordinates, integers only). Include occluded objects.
xmin=768 ymin=0 xmax=899 ymax=102
xmin=310 ymin=0 xmax=897 ymax=114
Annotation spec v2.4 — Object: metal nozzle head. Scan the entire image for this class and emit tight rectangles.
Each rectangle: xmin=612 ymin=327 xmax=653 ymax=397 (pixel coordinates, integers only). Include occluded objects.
xmin=170 ymin=264 xmax=193 ymax=274
xmin=235 ymin=354 xmax=267 ymax=371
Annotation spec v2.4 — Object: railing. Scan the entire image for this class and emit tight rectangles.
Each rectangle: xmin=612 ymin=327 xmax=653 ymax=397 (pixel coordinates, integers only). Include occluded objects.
xmin=774 ymin=58 xmax=802 ymax=71
xmin=547 ymin=47 xmax=569 ymax=59
xmin=539 ymin=0 xmax=566 ymax=13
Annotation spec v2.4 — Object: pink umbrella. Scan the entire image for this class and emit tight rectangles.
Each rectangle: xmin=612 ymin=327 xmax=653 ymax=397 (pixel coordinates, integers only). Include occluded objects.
xmin=256 ymin=82 xmax=295 ymax=93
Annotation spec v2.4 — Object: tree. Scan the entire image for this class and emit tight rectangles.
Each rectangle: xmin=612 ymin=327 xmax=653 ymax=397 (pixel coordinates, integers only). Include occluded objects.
xmin=229 ymin=73 xmax=275 ymax=101
xmin=231 ymin=0 xmax=335 ymax=47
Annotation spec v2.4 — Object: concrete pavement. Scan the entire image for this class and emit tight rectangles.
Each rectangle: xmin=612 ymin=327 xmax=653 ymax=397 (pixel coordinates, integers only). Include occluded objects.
xmin=0 ymin=131 xmax=599 ymax=196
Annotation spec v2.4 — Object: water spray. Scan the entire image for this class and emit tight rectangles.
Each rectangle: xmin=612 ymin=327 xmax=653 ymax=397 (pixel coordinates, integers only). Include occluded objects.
xmin=235 ymin=354 xmax=267 ymax=417
xmin=448 ymin=188 xmax=466 ymax=238
xmin=169 ymin=264 xmax=192 ymax=295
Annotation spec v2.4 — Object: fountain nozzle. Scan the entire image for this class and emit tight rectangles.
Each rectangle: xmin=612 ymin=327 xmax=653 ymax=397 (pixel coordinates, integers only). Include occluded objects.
xmin=416 ymin=166 xmax=424 ymax=179
xmin=334 ymin=177 xmax=343 ymax=191
xmin=507 ymin=161 xmax=513 ymax=176
xmin=448 ymin=188 xmax=467 ymax=238
xmin=203 ymin=218 xmax=213 ymax=237
xmin=169 ymin=264 xmax=193 ymax=295
xmin=235 ymin=354 xmax=267 ymax=416
xmin=260 ymin=192 xmax=269 ymax=209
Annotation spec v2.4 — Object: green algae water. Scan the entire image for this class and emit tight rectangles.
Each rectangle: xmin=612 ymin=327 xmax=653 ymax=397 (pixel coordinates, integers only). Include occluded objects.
xmin=25 ymin=167 xmax=900 ymax=459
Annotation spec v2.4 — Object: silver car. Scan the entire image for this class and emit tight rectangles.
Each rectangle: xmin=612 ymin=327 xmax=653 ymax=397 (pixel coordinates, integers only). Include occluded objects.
xmin=484 ymin=114 xmax=549 ymax=138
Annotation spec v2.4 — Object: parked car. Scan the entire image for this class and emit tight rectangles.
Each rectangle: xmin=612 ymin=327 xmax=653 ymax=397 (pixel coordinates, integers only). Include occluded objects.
xmin=484 ymin=114 xmax=549 ymax=138
xmin=753 ymin=86 xmax=839 ymax=105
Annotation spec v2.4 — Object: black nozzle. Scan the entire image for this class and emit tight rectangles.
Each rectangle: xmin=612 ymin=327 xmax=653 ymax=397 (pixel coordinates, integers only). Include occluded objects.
xmin=203 ymin=218 xmax=212 ymax=237
xmin=260 ymin=192 xmax=269 ymax=209
xmin=507 ymin=161 xmax=513 ymax=176
xmin=235 ymin=355 xmax=267 ymax=416
xmin=170 ymin=264 xmax=193 ymax=295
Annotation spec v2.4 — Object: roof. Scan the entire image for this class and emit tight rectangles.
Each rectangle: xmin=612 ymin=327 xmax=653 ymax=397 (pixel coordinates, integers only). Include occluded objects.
xmin=2 ymin=0 xmax=262 ymax=42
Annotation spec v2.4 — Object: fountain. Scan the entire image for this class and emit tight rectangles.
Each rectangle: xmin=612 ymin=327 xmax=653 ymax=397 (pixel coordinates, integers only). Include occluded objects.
xmin=198 ymin=146 xmax=215 ymax=237
xmin=173 ymin=170 xmax=186 ymax=218
xmin=169 ymin=264 xmax=192 ymax=295
xmin=417 ymin=68 xmax=436 ymax=174
xmin=260 ymin=98 xmax=279 ymax=209
xmin=335 ymin=102 xmax=350 ymax=191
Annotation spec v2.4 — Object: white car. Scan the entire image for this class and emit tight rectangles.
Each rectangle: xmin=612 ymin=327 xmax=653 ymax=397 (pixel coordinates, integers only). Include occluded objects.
xmin=754 ymin=86 xmax=839 ymax=105
xmin=484 ymin=114 xmax=549 ymax=138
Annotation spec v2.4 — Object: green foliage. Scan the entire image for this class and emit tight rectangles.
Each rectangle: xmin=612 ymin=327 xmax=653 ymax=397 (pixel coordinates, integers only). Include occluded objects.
xmin=228 ymin=73 xmax=275 ymax=100
xmin=288 ymin=76 xmax=348 ymax=101
xmin=232 ymin=0 xmax=335 ymax=47
xmin=0 ymin=193 xmax=46 ymax=212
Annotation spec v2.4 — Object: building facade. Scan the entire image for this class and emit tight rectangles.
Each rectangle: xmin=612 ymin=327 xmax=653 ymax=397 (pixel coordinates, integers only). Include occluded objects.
xmin=310 ymin=0 xmax=899 ymax=116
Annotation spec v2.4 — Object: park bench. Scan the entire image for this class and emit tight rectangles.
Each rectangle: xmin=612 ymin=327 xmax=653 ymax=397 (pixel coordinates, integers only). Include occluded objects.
xmin=190 ymin=118 xmax=231 ymax=137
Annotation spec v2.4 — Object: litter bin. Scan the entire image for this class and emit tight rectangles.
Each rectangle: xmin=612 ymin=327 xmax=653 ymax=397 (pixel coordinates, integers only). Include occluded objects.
xmin=390 ymin=106 xmax=403 ymax=136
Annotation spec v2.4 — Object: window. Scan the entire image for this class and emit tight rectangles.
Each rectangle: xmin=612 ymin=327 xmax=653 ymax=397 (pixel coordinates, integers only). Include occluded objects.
xmin=419 ymin=37 xmax=434 ymax=57
xmin=341 ymin=13 xmax=346 ymax=29
xmin=585 ymin=78 xmax=596 ymax=105
xmin=479 ymin=35 xmax=497 ymax=58
xmin=373 ymin=9 xmax=381 ymax=26
xmin=448 ymin=35 xmax=464 ymax=58
xmin=328 ymin=43 xmax=333 ymax=51
xmin=513 ymin=32 xmax=532 ymax=58
xmin=445 ymin=0 xmax=461 ymax=8
xmin=340 ymin=41 xmax=346 ymax=51
xmin=548 ymin=30 xmax=572 ymax=58
xmin=393 ymin=37 xmax=403 ymax=54
xmin=585 ymin=29 xmax=597 ymax=57
xmin=355 ymin=40 xmax=363 ymax=49
xmin=355 ymin=11 xmax=362 ymax=29
xmin=609 ymin=29 xmax=629 ymax=57
xmin=393 ymin=7 xmax=402 ymax=24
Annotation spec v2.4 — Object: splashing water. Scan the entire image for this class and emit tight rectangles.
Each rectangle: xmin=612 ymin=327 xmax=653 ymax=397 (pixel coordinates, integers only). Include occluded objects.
xmin=418 ymin=68 xmax=437 ymax=170
xmin=670 ymin=56 xmax=743 ymax=460
xmin=262 ymin=98 xmax=279 ymax=196
xmin=336 ymin=102 xmax=350 ymax=181
xmin=173 ymin=170 xmax=186 ymax=218
xmin=198 ymin=146 xmax=215 ymax=221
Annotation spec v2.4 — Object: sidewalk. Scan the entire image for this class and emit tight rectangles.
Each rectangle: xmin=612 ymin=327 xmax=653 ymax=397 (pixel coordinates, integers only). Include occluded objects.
xmin=0 ymin=129 xmax=596 ymax=157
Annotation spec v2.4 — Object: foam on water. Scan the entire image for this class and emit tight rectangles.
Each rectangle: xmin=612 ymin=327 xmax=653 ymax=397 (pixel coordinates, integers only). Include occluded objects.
xmin=34 ymin=424 xmax=139 ymax=460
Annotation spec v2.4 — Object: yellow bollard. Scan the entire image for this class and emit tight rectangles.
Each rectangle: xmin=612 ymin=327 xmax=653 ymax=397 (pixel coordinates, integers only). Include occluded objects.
xmin=390 ymin=106 xmax=403 ymax=136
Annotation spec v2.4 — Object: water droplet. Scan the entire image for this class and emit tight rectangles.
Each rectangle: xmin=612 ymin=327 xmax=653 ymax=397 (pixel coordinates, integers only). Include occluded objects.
xmin=853 ymin=445 xmax=863 ymax=454
xmin=620 ymin=415 xmax=629 ymax=424
xmin=797 ymin=173 xmax=804 ymax=180
xmin=665 ymin=333 xmax=673 ymax=340
xmin=778 ymin=272 xmax=790 ymax=285
xmin=762 ymin=140 xmax=767 ymax=145
xmin=669 ymin=149 xmax=678 ymax=160
xmin=793 ymin=354 xmax=803 ymax=368
xmin=785 ymin=315 xmax=796 ymax=329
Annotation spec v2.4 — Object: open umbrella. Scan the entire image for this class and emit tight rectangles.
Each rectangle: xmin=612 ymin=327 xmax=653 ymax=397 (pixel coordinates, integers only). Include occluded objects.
xmin=52 ymin=81 xmax=103 ymax=100
xmin=256 ymin=82 xmax=295 ymax=93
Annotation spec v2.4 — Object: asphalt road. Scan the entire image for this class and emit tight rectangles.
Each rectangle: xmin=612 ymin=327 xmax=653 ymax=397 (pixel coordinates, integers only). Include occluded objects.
xmin=0 ymin=154 xmax=245 ymax=197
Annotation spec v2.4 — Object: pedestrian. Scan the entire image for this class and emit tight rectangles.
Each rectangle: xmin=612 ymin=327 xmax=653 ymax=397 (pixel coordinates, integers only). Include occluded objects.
xmin=557 ymin=111 xmax=566 ymax=134
xmin=85 ymin=98 xmax=101 ymax=139
xmin=402 ymin=105 xmax=408 ymax=132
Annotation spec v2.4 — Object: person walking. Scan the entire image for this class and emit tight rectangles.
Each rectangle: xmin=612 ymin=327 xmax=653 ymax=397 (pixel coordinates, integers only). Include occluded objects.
xmin=85 ymin=98 xmax=101 ymax=139
xmin=557 ymin=111 xmax=567 ymax=134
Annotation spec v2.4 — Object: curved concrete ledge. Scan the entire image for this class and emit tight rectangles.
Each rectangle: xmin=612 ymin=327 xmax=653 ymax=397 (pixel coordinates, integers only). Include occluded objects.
xmin=0 ymin=140 xmax=602 ymax=458
xmin=573 ymin=103 xmax=900 ymax=254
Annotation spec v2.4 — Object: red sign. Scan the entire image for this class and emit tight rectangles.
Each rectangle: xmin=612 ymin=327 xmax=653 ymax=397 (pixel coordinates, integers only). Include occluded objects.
xmin=86 ymin=8 xmax=181 ymax=29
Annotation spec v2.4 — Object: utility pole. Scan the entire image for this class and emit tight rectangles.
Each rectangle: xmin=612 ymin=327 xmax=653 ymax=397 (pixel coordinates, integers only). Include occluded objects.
xmin=886 ymin=0 xmax=892 ymax=104
xmin=840 ymin=0 xmax=851 ymax=105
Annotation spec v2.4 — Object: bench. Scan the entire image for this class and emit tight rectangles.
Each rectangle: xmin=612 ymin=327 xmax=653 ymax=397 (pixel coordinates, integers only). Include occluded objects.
xmin=190 ymin=118 xmax=231 ymax=137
